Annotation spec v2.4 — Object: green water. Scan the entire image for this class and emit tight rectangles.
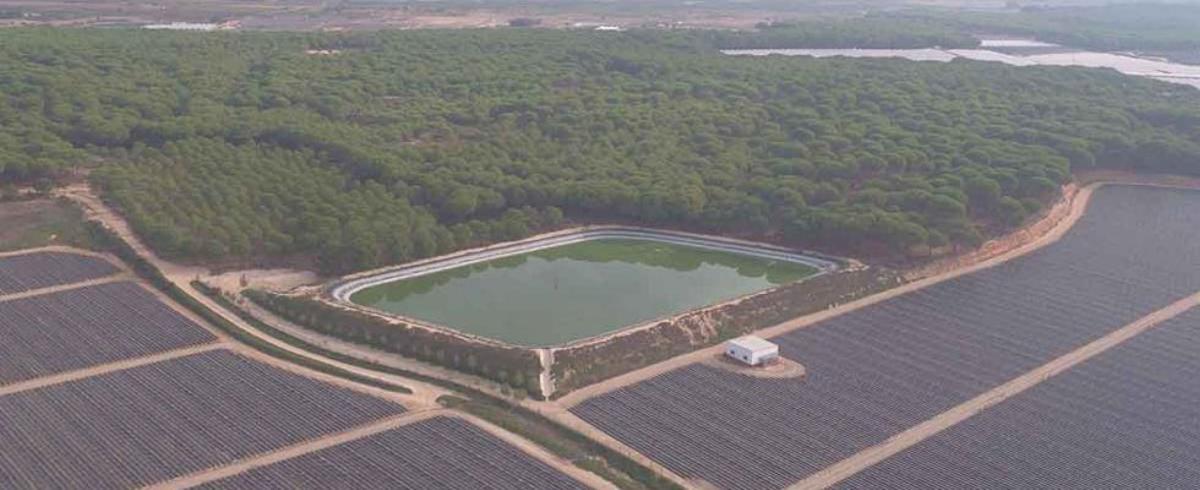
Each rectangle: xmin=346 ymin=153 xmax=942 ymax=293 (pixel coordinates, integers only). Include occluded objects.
xmin=349 ymin=239 xmax=818 ymax=346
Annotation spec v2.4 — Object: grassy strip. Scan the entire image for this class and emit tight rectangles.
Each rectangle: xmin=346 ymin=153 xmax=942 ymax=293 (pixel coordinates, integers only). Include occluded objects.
xmin=440 ymin=395 xmax=681 ymax=490
xmin=224 ymin=287 xmax=680 ymax=489
xmin=246 ymin=290 xmax=543 ymax=398
xmin=82 ymin=220 xmax=412 ymax=395
xmin=187 ymin=281 xmax=413 ymax=394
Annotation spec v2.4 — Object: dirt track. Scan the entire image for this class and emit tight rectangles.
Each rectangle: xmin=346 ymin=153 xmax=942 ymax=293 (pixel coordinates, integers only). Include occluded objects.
xmin=0 ymin=274 xmax=128 ymax=302
xmin=150 ymin=408 xmax=612 ymax=489
xmin=232 ymin=297 xmax=480 ymax=406
xmin=148 ymin=411 xmax=445 ymax=489
xmin=0 ymin=343 xmax=225 ymax=397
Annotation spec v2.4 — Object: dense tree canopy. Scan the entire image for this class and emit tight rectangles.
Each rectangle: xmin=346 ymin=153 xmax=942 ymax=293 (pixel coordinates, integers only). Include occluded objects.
xmin=3 ymin=28 xmax=1200 ymax=273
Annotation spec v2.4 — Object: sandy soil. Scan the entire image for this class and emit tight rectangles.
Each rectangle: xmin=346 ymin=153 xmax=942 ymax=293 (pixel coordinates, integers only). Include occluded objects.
xmin=792 ymin=288 xmax=1200 ymax=490
xmin=700 ymin=355 xmax=807 ymax=379
xmin=57 ymin=185 xmax=207 ymax=281
xmin=539 ymin=348 xmax=555 ymax=401
xmin=203 ymin=268 xmax=320 ymax=294
xmin=902 ymin=181 xmax=1080 ymax=281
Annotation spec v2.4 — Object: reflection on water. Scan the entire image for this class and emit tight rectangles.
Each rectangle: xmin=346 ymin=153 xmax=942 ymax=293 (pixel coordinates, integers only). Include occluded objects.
xmin=724 ymin=42 xmax=1200 ymax=89
xmin=350 ymin=239 xmax=817 ymax=346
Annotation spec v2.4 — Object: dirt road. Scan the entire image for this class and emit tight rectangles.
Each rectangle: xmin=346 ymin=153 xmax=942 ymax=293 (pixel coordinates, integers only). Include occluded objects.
xmin=0 ymin=274 xmax=128 ymax=302
xmin=0 ymin=343 xmax=225 ymax=397
xmin=792 ymin=288 xmax=1200 ymax=489
xmin=147 ymin=410 xmax=448 ymax=489
xmin=233 ymin=298 xmax=480 ymax=406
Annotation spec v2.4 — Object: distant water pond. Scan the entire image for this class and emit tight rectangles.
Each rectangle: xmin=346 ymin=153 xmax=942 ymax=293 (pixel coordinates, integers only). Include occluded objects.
xmin=724 ymin=40 xmax=1200 ymax=89
xmin=349 ymin=239 xmax=818 ymax=346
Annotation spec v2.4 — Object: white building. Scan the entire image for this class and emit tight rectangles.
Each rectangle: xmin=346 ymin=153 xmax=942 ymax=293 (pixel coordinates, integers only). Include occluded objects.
xmin=725 ymin=336 xmax=779 ymax=366
xmin=143 ymin=22 xmax=223 ymax=31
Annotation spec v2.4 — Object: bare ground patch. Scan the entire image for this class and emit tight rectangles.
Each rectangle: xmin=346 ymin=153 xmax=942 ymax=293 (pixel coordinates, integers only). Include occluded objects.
xmin=0 ymin=199 xmax=94 ymax=252
xmin=700 ymin=354 xmax=807 ymax=379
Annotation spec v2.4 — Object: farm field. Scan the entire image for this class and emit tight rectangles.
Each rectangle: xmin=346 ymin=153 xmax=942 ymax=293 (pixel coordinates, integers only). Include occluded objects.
xmin=572 ymin=185 xmax=1200 ymax=489
xmin=0 ymin=244 xmax=597 ymax=489
xmin=0 ymin=251 xmax=119 ymax=294
xmin=202 ymin=416 xmax=585 ymax=490
xmin=349 ymin=237 xmax=819 ymax=346
xmin=0 ymin=280 xmax=217 ymax=384
xmin=0 ymin=349 xmax=406 ymax=489
xmin=842 ymin=306 xmax=1200 ymax=489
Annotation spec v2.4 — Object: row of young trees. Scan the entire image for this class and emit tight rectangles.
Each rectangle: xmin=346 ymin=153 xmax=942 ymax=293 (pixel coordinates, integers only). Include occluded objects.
xmin=245 ymin=290 xmax=542 ymax=395
xmin=3 ymin=28 xmax=1200 ymax=272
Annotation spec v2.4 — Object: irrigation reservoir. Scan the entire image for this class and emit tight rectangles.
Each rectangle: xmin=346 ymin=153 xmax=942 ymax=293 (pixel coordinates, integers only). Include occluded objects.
xmin=338 ymin=229 xmax=836 ymax=346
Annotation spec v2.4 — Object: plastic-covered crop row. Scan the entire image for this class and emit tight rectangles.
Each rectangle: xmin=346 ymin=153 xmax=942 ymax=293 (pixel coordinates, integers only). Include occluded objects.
xmin=843 ymin=307 xmax=1200 ymax=489
xmin=0 ymin=349 xmax=405 ymax=489
xmin=573 ymin=185 xmax=1200 ymax=489
xmin=0 ymin=251 xmax=119 ymax=294
xmin=203 ymin=416 xmax=585 ymax=490
xmin=0 ymin=281 xmax=216 ymax=384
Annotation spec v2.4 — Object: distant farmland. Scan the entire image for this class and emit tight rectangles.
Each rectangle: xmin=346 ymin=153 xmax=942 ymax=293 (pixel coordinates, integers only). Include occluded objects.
xmin=842 ymin=306 xmax=1200 ymax=489
xmin=0 ymin=349 xmax=406 ymax=489
xmin=573 ymin=185 xmax=1200 ymax=489
xmin=0 ymin=281 xmax=216 ymax=384
xmin=203 ymin=416 xmax=585 ymax=490
xmin=0 ymin=251 xmax=118 ymax=293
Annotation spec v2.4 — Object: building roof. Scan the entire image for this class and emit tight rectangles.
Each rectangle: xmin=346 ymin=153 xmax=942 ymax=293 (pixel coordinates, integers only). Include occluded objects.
xmin=728 ymin=335 xmax=777 ymax=353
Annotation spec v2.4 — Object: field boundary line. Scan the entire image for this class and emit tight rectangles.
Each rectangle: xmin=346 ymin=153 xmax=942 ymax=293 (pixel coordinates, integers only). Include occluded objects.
xmin=0 ymin=274 xmax=131 ymax=303
xmin=149 ymin=410 xmax=446 ymax=489
xmin=790 ymin=289 xmax=1200 ymax=490
xmin=0 ymin=343 xmax=225 ymax=396
xmin=0 ymin=244 xmax=113 ymax=260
